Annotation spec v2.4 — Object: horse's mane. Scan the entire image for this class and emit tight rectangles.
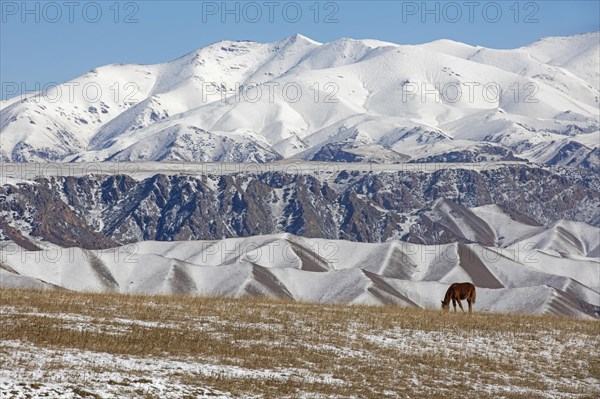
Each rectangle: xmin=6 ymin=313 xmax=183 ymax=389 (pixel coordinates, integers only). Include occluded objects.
xmin=442 ymin=284 xmax=455 ymax=304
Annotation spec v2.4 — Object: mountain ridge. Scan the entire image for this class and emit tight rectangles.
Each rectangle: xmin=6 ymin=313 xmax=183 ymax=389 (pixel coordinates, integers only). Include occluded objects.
xmin=1 ymin=32 xmax=598 ymax=166
xmin=2 ymin=233 xmax=598 ymax=318
xmin=1 ymin=164 xmax=598 ymax=249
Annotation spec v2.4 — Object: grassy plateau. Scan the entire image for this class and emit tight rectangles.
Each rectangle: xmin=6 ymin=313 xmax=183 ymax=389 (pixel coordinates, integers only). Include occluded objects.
xmin=0 ymin=288 xmax=598 ymax=398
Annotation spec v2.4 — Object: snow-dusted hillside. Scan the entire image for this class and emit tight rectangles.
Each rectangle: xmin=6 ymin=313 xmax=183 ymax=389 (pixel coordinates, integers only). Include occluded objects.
xmin=1 ymin=233 xmax=598 ymax=318
xmin=1 ymin=33 xmax=598 ymax=164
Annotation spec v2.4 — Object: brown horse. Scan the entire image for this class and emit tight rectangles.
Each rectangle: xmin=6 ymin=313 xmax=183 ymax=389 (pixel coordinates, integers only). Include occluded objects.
xmin=441 ymin=282 xmax=476 ymax=313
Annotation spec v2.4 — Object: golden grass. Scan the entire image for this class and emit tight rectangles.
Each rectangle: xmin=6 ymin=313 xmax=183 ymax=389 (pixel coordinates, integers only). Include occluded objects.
xmin=1 ymin=288 xmax=599 ymax=398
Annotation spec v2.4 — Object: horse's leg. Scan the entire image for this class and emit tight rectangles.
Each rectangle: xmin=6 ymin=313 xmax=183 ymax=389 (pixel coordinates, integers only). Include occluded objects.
xmin=452 ymin=299 xmax=457 ymax=311
xmin=457 ymin=299 xmax=465 ymax=312
xmin=467 ymin=298 xmax=473 ymax=313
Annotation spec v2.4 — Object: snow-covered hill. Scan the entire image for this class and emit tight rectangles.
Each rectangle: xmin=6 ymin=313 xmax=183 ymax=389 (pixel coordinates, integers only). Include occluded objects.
xmin=1 ymin=233 xmax=598 ymax=318
xmin=1 ymin=33 xmax=598 ymax=164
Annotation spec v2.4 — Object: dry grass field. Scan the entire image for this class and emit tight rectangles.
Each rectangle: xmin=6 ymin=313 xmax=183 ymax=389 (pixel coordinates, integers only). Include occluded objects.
xmin=0 ymin=288 xmax=598 ymax=398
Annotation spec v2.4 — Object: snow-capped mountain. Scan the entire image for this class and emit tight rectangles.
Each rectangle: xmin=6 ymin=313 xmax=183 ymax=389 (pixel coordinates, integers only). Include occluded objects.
xmin=1 ymin=33 xmax=598 ymax=164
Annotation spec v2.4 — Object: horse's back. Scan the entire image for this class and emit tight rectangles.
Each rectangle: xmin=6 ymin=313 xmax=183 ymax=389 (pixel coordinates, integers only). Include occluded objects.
xmin=458 ymin=282 xmax=475 ymax=290
xmin=457 ymin=282 xmax=476 ymax=299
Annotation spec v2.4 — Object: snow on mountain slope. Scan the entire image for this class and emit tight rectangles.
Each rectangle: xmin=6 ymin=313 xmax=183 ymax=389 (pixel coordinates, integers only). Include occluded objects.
xmin=426 ymin=32 xmax=600 ymax=105
xmin=510 ymin=220 xmax=600 ymax=258
xmin=1 ymin=33 xmax=598 ymax=163
xmin=1 ymin=65 xmax=159 ymax=161
xmin=524 ymin=32 xmax=600 ymax=90
xmin=426 ymin=199 xmax=497 ymax=246
xmin=425 ymin=202 xmax=600 ymax=257
xmin=1 ymin=234 xmax=597 ymax=318
xmin=469 ymin=204 xmax=543 ymax=246
xmin=519 ymin=138 xmax=600 ymax=172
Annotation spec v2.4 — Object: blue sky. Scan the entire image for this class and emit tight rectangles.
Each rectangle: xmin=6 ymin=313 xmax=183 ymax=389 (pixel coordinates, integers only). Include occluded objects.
xmin=1 ymin=0 xmax=599 ymax=99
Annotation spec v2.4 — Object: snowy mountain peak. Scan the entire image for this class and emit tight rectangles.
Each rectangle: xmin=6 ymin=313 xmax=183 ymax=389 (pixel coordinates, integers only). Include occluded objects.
xmin=281 ymin=33 xmax=321 ymax=45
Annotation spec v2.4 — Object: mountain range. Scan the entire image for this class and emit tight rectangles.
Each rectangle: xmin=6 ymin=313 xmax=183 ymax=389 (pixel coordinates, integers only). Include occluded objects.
xmin=1 ymin=33 xmax=598 ymax=167
xmin=1 ymin=33 xmax=599 ymax=318
xmin=1 ymin=164 xmax=598 ymax=249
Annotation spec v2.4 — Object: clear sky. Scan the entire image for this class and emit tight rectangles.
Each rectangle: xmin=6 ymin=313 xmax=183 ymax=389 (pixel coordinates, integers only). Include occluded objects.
xmin=1 ymin=0 xmax=599 ymax=99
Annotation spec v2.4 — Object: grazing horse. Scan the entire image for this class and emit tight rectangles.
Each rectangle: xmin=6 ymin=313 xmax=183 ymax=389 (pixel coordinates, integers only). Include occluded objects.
xmin=441 ymin=282 xmax=476 ymax=313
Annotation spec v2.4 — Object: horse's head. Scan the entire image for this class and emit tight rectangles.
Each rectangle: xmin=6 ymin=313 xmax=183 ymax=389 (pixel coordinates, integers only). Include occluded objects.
xmin=441 ymin=300 xmax=450 ymax=311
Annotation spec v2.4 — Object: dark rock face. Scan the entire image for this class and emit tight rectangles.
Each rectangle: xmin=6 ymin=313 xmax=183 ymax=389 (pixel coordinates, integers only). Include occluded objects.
xmin=579 ymin=147 xmax=600 ymax=173
xmin=541 ymin=141 xmax=600 ymax=173
xmin=310 ymin=142 xmax=409 ymax=163
xmin=1 ymin=165 xmax=598 ymax=248
xmin=0 ymin=179 xmax=119 ymax=249
xmin=546 ymin=141 xmax=588 ymax=166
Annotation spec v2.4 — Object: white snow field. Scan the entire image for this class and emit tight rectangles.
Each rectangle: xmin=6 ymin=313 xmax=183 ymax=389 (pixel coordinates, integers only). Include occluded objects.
xmin=1 ymin=33 xmax=598 ymax=163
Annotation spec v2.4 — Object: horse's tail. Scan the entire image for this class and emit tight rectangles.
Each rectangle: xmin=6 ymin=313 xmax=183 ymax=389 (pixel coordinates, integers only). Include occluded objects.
xmin=471 ymin=286 xmax=476 ymax=304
